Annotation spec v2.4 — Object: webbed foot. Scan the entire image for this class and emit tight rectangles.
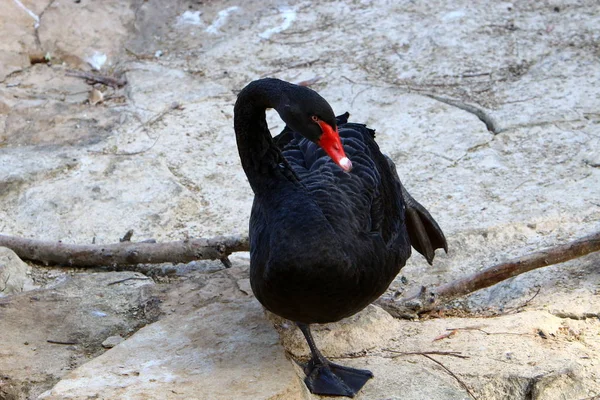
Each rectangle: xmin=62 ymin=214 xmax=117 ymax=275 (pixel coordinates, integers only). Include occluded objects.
xmin=297 ymin=322 xmax=373 ymax=397
xmin=303 ymin=358 xmax=373 ymax=397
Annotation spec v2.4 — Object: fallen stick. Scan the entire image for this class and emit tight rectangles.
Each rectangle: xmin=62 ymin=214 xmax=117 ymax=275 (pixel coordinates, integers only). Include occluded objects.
xmin=65 ymin=69 xmax=127 ymax=89
xmin=377 ymin=231 xmax=600 ymax=318
xmin=0 ymin=234 xmax=249 ymax=267
xmin=1 ymin=230 xmax=598 ymax=314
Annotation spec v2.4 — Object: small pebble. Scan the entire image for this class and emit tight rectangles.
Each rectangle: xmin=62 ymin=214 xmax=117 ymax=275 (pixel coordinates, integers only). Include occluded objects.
xmin=102 ymin=335 xmax=124 ymax=349
xmin=89 ymin=88 xmax=104 ymax=105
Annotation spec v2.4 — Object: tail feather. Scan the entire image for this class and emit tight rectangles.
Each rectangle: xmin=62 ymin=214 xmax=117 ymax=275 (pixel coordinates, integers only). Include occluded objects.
xmin=401 ymin=184 xmax=448 ymax=264
xmin=385 ymin=156 xmax=447 ymax=265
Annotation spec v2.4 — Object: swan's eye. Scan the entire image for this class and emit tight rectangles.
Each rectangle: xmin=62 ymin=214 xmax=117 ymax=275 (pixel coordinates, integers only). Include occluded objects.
xmin=311 ymin=115 xmax=319 ymax=123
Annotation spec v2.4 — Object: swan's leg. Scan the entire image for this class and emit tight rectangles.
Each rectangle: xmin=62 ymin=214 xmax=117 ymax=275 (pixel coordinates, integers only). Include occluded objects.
xmin=296 ymin=323 xmax=373 ymax=397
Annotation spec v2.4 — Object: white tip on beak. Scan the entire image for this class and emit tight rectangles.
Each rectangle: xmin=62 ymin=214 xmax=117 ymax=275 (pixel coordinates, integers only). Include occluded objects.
xmin=339 ymin=157 xmax=353 ymax=172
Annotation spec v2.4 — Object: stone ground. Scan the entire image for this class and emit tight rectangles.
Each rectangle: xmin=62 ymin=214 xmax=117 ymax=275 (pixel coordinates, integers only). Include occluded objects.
xmin=1 ymin=0 xmax=599 ymax=399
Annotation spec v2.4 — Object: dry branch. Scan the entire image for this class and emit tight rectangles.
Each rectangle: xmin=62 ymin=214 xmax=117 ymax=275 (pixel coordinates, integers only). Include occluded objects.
xmin=0 ymin=234 xmax=249 ymax=267
xmin=378 ymin=231 xmax=600 ymax=318
xmin=1 ymin=230 xmax=598 ymax=315
xmin=65 ymin=69 xmax=127 ymax=88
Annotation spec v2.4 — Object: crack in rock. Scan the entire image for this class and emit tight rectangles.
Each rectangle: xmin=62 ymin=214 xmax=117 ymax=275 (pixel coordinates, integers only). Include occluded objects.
xmin=33 ymin=0 xmax=57 ymax=51
xmin=425 ymin=94 xmax=502 ymax=134
xmin=550 ymin=311 xmax=600 ymax=321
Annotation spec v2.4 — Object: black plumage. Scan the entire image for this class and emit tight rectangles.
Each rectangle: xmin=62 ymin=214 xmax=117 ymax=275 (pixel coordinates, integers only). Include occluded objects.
xmin=233 ymin=78 xmax=446 ymax=397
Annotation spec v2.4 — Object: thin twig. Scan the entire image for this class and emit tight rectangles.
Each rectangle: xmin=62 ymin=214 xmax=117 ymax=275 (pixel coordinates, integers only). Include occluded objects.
xmin=266 ymin=37 xmax=328 ymax=46
xmin=461 ymin=72 xmax=492 ymax=78
xmin=107 ymin=277 xmax=151 ymax=286
xmin=444 ymin=327 xmax=528 ymax=336
xmin=120 ymin=230 xmax=134 ymax=242
xmin=517 ymin=286 xmax=541 ymax=309
xmin=110 ymin=136 xmax=161 ymax=156
xmin=584 ymin=159 xmax=600 ymax=168
xmin=47 ymin=339 xmax=78 ymax=345
xmin=260 ymin=58 xmax=326 ymax=77
xmin=89 ymin=102 xmax=183 ymax=156
xmin=297 ymin=76 xmax=321 ymax=87
xmin=351 ymin=87 xmax=371 ymax=108
xmin=65 ymin=69 xmax=127 ymax=89
xmin=131 ymin=102 xmax=183 ymax=134
xmin=383 ymin=350 xmax=476 ymax=399
xmin=220 ymin=257 xmax=233 ymax=268
xmin=385 ymin=350 xmax=469 ymax=359
xmin=277 ymin=23 xmax=335 ymax=36
xmin=421 ymin=354 xmax=478 ymax=400
xmin=125 ymin=47 xmax=154 ymax=60
xmin=433 ymin=330 xmax=457 ymax=341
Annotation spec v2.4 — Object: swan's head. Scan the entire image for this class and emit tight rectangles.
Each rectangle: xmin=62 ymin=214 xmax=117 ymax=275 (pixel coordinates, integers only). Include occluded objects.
xmin=277 ymin=85 xmax=353 ymax=173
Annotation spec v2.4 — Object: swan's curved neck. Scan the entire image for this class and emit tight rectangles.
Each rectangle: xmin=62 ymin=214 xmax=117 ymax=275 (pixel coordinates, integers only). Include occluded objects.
xmin=234 ymin=79 xmax=292 ymax=192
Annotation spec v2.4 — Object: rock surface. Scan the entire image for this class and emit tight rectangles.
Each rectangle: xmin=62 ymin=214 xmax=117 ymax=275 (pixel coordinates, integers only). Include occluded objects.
xmin=40 ymin=266 xmax=305 ymax=400
xmin=1 ymin=0 xmax=599 ymax=399
xmin=0 ymin=247 xmax=36 ymax=296
xmin=0 ymin=271 xmax=158 ymax=399
xmin=100 ymin=335 xmax=124 ymax=349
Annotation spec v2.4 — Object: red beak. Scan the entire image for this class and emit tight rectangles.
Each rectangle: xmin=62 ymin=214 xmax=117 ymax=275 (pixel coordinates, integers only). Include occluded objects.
xmin=316 ymin=121 xmax=353 ymax=172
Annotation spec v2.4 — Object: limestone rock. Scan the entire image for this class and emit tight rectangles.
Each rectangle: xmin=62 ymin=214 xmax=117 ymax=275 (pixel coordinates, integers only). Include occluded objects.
xmin=40 ymin=267 xmax=305 ymax=400
xmin=271 ymin=305 xmax=402 ymax=359
xmin=0 ymin=0 xmax=599 ymax=399
xmin=0 ymin=272 xmax=158 ymax=399
xmin=101 ymin=335 xmax=124 ymax=349
xmin=41 ymin=300 xmax=305 ymax=400
xmin=0 ymin=247 xmax=36 ymax=296
xmin=37 ymin=0 xmax=134 ymax=69
xmin=0 ymin=0 xmax=40 ymax=80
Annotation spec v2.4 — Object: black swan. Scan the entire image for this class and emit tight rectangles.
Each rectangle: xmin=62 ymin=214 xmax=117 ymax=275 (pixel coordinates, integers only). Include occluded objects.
xmin=234 ymin=78 xmax=447 ymax=397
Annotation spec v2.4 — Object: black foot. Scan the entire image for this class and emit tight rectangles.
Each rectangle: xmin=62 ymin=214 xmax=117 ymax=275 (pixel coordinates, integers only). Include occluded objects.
xmin=304 ymin=359 xmax=373 ymax=397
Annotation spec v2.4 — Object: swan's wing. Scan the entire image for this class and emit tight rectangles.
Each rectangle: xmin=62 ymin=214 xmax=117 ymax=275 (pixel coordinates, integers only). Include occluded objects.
xmin=280 ymin=120 xmax=402 ymax=245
